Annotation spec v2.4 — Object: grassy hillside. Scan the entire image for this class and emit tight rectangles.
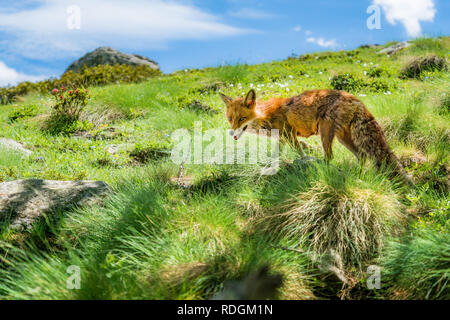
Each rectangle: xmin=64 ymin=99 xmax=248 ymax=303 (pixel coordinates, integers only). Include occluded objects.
xmin=0 ymin=37 xmax=448 ymax=300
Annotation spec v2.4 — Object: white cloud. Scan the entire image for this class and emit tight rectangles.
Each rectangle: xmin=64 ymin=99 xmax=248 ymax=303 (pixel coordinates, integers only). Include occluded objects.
xmin=304 ymin=30 xmax=313 ymax=35
xmin=306 ymin=37 xmax=338 ymax=48
xmin=228 ymin=8 xmax=275 ymax=19
xmin=293 ymin=25 xmax=302 ymax=32
xmin=373 ymin=0 xmax=436 ymax=37
xmin=0 ymin=0 xmax=249 ymax=61
xmin=0 ymin=61 xmax=46 ymax=87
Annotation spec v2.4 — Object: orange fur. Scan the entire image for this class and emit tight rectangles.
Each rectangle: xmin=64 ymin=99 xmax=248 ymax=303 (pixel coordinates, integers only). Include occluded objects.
xmin=219 ymin=89 xmax=412 ymax=184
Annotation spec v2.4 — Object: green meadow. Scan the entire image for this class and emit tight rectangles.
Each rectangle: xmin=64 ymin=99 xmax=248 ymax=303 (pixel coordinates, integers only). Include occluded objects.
xmin=0 ymin=37 xmax=448 ymax=300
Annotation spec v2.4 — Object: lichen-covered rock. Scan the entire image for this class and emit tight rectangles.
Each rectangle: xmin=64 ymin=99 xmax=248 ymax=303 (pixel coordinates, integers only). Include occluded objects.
xmin=65 ymin=47 xmax=159 ymax=73
xmin=0 ymin=179 xmax=109 ymax=230
xmin=378 ymin=41 xmax=411 ymax=55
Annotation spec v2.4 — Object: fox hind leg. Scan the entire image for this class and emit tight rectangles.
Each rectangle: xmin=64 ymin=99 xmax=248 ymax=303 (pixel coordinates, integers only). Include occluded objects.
xmin=336 ymin=129 xmax=360 ymax=159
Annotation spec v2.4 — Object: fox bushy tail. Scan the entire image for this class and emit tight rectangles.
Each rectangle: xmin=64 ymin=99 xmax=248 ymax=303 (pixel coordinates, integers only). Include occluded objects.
xmin=351 ymin=115 xmax=413 ymax=185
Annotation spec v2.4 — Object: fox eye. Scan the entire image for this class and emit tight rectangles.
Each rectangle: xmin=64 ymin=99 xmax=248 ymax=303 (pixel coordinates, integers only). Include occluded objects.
xmin=239 ymin=117 xmax=246 ymax=122
xmin=228 ymin=117 xmax=232 ymax=121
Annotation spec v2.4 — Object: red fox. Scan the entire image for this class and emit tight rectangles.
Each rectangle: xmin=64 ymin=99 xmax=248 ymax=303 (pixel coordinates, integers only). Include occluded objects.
xmin=219 ymin=89 xmax=412 ymax=184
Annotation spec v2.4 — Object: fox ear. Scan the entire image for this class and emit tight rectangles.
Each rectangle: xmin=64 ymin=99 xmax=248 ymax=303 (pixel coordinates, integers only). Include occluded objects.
xmin=244 ymin=89 xmax=256 ymax=108
xmin=219 ymin=93 xmax=232 ymax=105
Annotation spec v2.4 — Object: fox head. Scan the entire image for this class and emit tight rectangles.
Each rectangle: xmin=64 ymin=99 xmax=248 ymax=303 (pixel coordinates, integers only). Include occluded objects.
xmin=219 ymin=89 xmax=256 ymax=140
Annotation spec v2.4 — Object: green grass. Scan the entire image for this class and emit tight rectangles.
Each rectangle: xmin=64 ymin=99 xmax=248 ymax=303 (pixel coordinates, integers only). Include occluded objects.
xmin=0 ymin=37 xmax=448 ymax=300
xmin=380 ymin=226 xmax=449 ymax=299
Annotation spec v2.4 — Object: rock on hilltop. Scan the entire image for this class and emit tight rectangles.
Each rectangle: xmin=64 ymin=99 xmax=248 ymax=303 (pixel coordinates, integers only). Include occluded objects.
xmin=65 ymin=47 xmax=160 ymax=73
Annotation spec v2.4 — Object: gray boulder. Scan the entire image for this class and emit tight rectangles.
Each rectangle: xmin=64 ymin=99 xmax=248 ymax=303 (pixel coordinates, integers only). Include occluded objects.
xmin=378 ymin=41 xmax=411 ymax=55
xmin=65 ymin=47 xmax=159 ymax=73
xmin=0 ymin=179 xmax=109 ymax=230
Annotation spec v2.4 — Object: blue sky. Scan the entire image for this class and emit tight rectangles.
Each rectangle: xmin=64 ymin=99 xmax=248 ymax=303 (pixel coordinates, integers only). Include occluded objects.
xmin=0 ymin=0 xmax=448 ymax=86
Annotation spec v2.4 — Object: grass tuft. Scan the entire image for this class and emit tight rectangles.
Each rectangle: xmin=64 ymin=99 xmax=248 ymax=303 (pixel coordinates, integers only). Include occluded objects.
xmin=256 ymin=164 xmax=404 ymax=270
xmin=400 ymin=55 xmax=447 ymax=79
xmin=380 ymin=226 xmax=450 ymax=299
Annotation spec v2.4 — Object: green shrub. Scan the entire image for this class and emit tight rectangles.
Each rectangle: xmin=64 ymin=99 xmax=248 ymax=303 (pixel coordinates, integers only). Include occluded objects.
xmin=400 ymin=55 xmax=447 ymax=79
xmin=0 ymin=82 xmax=37 ymax=104
xmin=7 ymin=104 xmax=38 ymax=122
xmin=330 ymin=73 xmax=393 ymax=93
xmin=366 ymin=66 xmax=392 ymax=78
xmin=330 ymin=74 xmax=362 ymax=92
xmin=365 ymin=77 xmax=391 ymax=92
xmin=44 ymin=87 xmax=90 ymax=134
xmin=0 ymin=64 xmax=161 ymax=105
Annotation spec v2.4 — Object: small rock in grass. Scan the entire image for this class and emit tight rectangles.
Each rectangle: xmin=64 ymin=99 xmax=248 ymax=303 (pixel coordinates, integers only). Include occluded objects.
xmin=0 ymin=138 xmax=32 ymax=157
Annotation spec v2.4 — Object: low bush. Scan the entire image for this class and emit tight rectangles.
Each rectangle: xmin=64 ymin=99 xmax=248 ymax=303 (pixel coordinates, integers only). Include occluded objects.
xmin=44 ymin=87 xmax=90 ymax=135
xmin=7 ymin=104 xmax=39 ymax=122
xmin=330 ymin=73 xmax=393 ymax=93
xmin=330 ymin=74 xmax=362 ymax=92
xmin=366 ymin=66 xmax=392 ymax=78
xmin=0 ymin=64 xmax=161 ymax=105
xmin=400 ymin=55 xmax=447 ymax=79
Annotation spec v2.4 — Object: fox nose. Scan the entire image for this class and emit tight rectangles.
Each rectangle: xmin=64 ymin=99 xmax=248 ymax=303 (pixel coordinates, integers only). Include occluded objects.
xmin=229 ymin=130 xmax=234 ymax=136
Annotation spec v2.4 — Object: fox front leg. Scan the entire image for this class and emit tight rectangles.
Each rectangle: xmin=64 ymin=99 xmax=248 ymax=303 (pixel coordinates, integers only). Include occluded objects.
xmin=282 ymin=130 xmax=311 ymax=155
xmin=318 ymin=120 xmax=336 ymax=163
